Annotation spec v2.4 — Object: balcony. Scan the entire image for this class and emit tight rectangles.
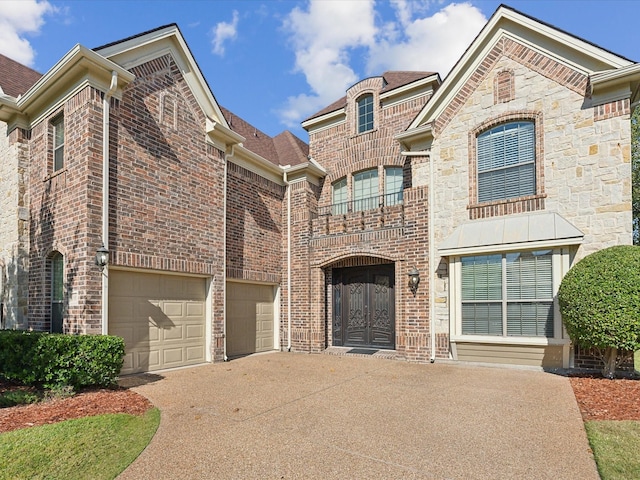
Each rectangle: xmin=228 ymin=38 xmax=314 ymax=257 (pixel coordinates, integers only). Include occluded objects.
xmin=311 ymin=192 xmax=405 ymax=238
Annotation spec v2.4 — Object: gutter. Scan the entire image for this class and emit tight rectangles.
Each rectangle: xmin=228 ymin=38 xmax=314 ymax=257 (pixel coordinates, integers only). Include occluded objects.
xmin=222 ymin=146 xmax=234 ymax=361
xmin=101 ymin=71 xmax=118 ymax=335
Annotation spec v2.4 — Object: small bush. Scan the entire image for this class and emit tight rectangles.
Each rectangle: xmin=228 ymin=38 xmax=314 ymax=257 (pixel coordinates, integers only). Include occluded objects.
xmin=558 ymin=245 xmax=640 ymax=377
xmin=0 ymin=390 xmax=40 ymax=408
xmin=0 ymin=331 xmax=125 ymax=390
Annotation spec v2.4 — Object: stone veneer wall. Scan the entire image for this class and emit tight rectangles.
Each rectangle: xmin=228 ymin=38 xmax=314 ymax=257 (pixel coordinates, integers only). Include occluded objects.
xmin=413 ymin=35 xmax=633 ymax=344
xmin=0 ymin=123 xmax=29 ymax=329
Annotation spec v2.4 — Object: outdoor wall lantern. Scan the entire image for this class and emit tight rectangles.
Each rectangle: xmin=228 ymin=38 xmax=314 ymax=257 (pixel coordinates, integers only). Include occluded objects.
xmin=95 ymin=244 xmax=109 ymax=271
xmin=408 ymin=267 xmax=420 ymax=296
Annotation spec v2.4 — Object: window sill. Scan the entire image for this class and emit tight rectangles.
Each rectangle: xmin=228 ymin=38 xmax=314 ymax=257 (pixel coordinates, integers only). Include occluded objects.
xmin=467 ymin=194 xmax=546 ymax=219
xmin=43 ymin=168 xmax=67 ymax=182
xmin=451 ymin=335 xmax=569 ymax=346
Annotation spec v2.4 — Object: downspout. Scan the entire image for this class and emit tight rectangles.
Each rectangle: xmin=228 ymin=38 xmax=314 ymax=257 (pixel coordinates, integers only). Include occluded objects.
xmin=283 ymin=170 xmax=292 ymax=351
xmin=428 ymin=152 xmax=436 ymax=363
xmin=101 ymin=71 xmax=118 ymax=335
xmin=222 ymin=146 xmax=233 ymax=361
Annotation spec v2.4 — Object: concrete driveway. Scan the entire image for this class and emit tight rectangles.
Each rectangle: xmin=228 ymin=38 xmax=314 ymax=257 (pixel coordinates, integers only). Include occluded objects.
xmin=118 ymin=352 xmax=598 ymax=479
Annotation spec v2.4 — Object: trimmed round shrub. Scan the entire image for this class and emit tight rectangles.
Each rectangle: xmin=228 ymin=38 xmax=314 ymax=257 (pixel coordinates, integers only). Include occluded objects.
xmin=558 ymin=245 xmax=640 ymax=377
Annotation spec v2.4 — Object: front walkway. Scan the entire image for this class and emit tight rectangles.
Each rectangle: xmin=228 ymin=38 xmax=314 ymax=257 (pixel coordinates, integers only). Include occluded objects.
xmin=118 ymin=352 xmax=598 ymax=479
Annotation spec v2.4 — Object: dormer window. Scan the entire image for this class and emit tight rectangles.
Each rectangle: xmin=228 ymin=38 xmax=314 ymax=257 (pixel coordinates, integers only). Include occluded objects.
xmin=357 ymin=94 xmax=374 ymax=133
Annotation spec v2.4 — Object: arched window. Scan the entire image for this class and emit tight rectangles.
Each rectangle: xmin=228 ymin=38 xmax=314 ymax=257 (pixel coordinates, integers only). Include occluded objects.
xmin=50 ymin=252 xmax=64 ymax=333
xmin=476 ymin=121 xmax=535 ymax=203
xmin=357 ymin=94 xmax=374 ymax=133
xmin=332 ymin=178 xmax=348 ymax=215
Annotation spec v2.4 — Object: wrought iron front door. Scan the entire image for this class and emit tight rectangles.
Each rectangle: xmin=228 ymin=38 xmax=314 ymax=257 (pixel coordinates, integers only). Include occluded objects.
xmin=333 ymin=264 xmax=395 ymax=349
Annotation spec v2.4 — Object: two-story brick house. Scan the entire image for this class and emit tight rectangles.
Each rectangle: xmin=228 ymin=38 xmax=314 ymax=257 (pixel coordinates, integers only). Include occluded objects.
xmin=0 ymin=5 xmax=637 ymax=374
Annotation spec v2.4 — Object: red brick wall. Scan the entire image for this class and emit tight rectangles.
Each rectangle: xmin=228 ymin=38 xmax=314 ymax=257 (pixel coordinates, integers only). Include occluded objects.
xmin=110 ymin=54 xmax=227 ymax=358
xmin=28 ymin=86 xmax=104 ymax=333
xmin=289 ymin=81 xmax=438 ymax=361
xmin=226 ymin=162 xmax=284 ymax=283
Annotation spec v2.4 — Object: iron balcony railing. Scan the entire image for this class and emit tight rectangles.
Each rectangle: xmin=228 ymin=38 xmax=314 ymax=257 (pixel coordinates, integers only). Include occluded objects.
xmin=316 ymin=191 xmax=403 ymax=217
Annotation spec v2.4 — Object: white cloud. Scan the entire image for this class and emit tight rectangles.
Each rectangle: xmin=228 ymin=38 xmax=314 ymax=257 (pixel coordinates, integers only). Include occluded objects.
xmin=278 ymin=0 xmax=487 ymax=129
xmin=0 ymin=0 xmax=55 ymax=66
xmin=367 ymin=2 xmax=486 ymax=78
xmin=278 ymin=0 xmax=377 ymax=127
xmin=211 ymin=10 xmax=239 ymax=56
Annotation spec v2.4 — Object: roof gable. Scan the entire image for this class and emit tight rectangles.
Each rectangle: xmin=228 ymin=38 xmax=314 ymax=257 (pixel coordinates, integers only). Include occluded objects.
xmin=405 ymin=5 xmax=635 ymax=135
xmin=94 ymin=24 xmax=229 ymax=132
xmin=303 ymin=70 xmax=437 ymax=125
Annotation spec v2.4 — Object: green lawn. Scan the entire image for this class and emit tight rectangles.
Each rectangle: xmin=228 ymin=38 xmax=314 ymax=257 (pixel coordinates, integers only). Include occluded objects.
xmin=0 ymin=408 xmax=159 ymax=480
xmin=586 ymin=420 xmax=640 ymax=480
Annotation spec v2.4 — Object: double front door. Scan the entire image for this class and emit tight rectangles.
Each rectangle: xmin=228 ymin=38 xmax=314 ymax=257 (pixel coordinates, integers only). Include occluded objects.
xmin=333 ymin=264 xmax=395 ymax=349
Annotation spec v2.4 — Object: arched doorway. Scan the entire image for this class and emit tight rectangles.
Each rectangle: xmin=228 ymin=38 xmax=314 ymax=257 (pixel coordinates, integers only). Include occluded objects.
xmin=332 ymin=263 xmax=395 ymax=349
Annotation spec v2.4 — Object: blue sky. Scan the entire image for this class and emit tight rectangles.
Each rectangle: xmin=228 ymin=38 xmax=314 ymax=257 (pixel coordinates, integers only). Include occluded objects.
xmin=1 ymin=1 xmax=637 ymax=141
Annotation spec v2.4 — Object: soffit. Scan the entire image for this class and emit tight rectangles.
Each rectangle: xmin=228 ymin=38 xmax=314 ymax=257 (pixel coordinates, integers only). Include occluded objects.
xmin=439 ymin=212 xmax=584 ymax=256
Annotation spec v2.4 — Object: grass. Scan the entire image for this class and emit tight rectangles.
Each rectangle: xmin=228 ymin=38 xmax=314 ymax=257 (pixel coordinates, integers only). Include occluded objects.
xmin=0 ymin=408 xmax=160 ymax=480
xmin=586 ymin=420 xmax=640 ymax=480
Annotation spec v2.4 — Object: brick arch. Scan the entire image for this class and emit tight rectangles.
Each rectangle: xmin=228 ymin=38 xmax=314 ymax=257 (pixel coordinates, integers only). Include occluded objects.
xmin=313 ymin=251 xmax=401 ymax=269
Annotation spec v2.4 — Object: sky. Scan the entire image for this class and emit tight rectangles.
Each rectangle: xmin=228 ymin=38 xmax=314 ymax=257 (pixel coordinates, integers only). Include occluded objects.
xmin=0 ymin=0 xmax=637 ymax=141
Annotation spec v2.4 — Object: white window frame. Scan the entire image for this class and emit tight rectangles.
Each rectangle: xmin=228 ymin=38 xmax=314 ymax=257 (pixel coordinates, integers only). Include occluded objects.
xmin=449 ymin=247 xmax=570 ymax=346
xmin=352 ymin=168 xmax=379 ymax=212
xmin=52 ymin=115 xmax=64 ymax=172
xmin=332 ymin=178 xmax=348 ymax=215
xmin=357 ymin=94 xmax=374 ymax=133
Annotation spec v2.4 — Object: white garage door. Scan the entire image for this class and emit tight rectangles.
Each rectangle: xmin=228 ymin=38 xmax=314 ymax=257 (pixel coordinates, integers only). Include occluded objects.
xmin=109 ymin=270 xmax=207 ymax=375
xmin=226 ymin=282 xmax=275 ymax=358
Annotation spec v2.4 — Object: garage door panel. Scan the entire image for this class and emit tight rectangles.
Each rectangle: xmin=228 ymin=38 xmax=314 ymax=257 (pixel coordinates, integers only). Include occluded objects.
xmin=163 ymin=325 xmax=185 ymax=341
xmin=186 ymin=324 xmax=204 ymax=339
xmin=109 ymin=271 xmax=206 ymax=375
xmin=226 ymin=282 xmax=275 ymax=357
xmin=186 ymin=346 xmax=205 ymax=361
xmin=163 ymin=302 xmax=184 ymax=318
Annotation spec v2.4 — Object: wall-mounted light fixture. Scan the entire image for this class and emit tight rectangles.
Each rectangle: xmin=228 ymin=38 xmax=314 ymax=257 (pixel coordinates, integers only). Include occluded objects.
xmin=408 ymin=267 xmax=420 ymax=296
xmin=95 ymin=244 xmax=109 ymax=271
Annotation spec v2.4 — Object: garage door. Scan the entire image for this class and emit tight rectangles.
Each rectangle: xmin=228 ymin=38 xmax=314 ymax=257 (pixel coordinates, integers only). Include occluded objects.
xmin=226 ymin=282 xmax=275 ymax=357
xmin=109 ymin=270 xmax=207 ymax=375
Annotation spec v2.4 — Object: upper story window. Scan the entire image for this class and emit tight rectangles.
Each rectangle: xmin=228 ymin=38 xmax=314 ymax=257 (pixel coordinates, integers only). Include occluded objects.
xmin=476 ymin=121 xmax=535 ymax=203
xmin=353 ymin=169 xmax=379 ymax=211
xmin=357 ymin=94 xmax=374 ymax=133
xmin=332 ymin=178 xmax=348 ymax=215
xmin=384 ymin=167 xmax=403 ymax=206
xmin=52 ymin=115 xmax=64 ymax=172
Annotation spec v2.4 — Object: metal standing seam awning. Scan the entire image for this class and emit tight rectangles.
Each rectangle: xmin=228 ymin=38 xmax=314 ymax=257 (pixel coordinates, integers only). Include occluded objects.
xmin=438 ymin=212 xmax=584 ymax=256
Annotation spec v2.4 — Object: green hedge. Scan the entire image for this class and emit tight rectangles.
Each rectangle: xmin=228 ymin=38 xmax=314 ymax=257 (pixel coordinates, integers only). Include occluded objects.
xmin=0 ymin=330 xmax=125 ymax=390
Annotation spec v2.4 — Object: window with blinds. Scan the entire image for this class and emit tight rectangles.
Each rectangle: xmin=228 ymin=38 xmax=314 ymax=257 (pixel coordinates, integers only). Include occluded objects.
xmin=461 ymin=250 xmax=553 ymax=337
xmin=477 ymin=121 xmax=535 ymax=203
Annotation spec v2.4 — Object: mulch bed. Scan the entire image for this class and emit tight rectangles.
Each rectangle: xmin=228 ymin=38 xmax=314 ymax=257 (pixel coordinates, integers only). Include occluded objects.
xmin=0 ymin=382 xmax=153 ymax=433
xmin=569 ymin=374 xmax=640 ymax=421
